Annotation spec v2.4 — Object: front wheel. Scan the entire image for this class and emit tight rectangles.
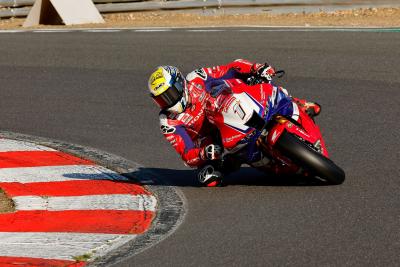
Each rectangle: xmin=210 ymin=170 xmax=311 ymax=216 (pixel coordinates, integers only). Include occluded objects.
xmin=275 ymin=131 xmax=345 ymax=185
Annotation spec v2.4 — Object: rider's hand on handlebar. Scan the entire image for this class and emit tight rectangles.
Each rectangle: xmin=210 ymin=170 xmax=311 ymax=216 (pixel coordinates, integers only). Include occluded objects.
xmin=202 ymin=144 xmax=223 ymax=161
xmin=252 ymin=63 xmax=276 ymax=82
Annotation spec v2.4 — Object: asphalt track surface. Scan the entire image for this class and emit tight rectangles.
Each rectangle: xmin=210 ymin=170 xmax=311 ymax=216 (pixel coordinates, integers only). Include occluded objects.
xmin=0 ymin=28 xmax=399 ymax=266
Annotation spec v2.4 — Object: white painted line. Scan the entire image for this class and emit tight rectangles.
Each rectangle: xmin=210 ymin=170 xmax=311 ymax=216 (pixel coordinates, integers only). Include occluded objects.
xmin=238 ymin=28 xmax=400 ymax=32
xmin=186 ymin=29 xmax=225 ymax=32
xmin=134 ymin=29 xmax=172 ymax=32
xmin=0 ymin=26 xmax=399 ymax=33
xmin=127 ymin=26 xmax=174 ymax=30
xmin=0 ymin=139 xmax=55 ymax=152
xmin=83 ymin=29 xmax=122 ymax=32
xmin=0 ymin=30 xmax=27 ymax=33
xmin=0 ymin=232 xmax=136 ymax=260
xmin=0 ymin=164 xmax=127 ymax=183
xmin=32 ymin=30 xmax=73 ymax=33
xmin=63 ymin=27 xmax=130 ymax=31
xmin=13 ymin=194 xmax=157 ymax=211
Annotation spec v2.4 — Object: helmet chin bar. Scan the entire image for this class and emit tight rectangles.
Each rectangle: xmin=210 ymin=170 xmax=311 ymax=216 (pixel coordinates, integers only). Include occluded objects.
xmin=167 ymin=90 xmax=188 ymax=114
xmin=167 ymin=101 xmax=183 ymax=114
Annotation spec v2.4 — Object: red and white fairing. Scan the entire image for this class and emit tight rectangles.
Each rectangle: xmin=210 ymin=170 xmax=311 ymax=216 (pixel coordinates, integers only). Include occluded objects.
xmin=158 ymin=59 xmax=329 ymax=170
xmin=158 ymin=59 xmax=258 ymax=167
xmin=206 ymin=79 xmax=272 ymax=149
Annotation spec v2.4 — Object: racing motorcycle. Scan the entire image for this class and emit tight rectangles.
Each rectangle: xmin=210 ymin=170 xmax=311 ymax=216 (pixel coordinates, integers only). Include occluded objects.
xmin=206 ymin=71 xmax=345 ymax=185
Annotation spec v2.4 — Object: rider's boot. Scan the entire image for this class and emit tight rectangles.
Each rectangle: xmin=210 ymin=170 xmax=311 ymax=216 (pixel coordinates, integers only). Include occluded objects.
xmin=197 ymin=163 xmax=223 ymax=187
xmin=293 ymin=98 xmax=321 ymax=118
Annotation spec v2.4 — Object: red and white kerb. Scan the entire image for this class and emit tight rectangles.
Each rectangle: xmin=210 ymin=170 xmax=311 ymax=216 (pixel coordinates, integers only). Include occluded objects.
xmin=0 ymin=139 xmax=156 ymax=266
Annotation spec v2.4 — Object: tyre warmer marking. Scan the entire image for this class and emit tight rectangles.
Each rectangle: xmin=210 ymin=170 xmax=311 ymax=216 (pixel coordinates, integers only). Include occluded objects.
xmin=0 ymin=138 xmax=157 ymax=266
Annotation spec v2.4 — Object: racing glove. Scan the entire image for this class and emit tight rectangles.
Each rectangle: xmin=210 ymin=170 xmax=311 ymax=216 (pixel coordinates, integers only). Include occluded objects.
xmin=251 ymin=63 xmax=276 ymax=82
xmin=201 ymin=144 xmax=223 ymax=161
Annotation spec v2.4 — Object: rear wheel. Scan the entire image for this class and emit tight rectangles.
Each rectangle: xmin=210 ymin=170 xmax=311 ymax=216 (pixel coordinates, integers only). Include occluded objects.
xmin=275 ymin=131 xmax=345 ymax=185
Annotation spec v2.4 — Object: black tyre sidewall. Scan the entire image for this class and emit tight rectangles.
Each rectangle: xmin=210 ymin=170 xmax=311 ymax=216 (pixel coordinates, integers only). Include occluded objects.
xmin=275 ymin=131 xmax=345 ymax=185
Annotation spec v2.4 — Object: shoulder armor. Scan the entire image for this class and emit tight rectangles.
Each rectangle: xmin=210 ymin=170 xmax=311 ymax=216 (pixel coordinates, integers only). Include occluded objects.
xmin=186 ymin=68 xmax=207 ymax=81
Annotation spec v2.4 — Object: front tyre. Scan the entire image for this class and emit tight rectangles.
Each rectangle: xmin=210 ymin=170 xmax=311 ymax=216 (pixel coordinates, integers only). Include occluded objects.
xmin=275 ymin=131 xmax=345 ymax=185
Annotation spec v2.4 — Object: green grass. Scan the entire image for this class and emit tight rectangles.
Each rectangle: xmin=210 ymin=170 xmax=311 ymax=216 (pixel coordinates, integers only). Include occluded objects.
xmin=73 ymin=253 xmax=92 ymax=262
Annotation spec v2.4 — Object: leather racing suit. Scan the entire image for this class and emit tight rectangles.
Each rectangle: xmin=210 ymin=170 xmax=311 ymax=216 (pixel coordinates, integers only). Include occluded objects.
xmin=159 ymin=59 xmax=259 ymax=168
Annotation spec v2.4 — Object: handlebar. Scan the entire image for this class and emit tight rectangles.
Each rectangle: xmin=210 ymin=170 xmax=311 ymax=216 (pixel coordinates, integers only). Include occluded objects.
xmin=246 ymin=69 xmax=285 ymax=86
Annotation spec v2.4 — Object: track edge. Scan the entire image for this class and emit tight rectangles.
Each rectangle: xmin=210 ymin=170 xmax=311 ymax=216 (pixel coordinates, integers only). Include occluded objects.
xmin=0 ymin=130 xmax=186 ymax=266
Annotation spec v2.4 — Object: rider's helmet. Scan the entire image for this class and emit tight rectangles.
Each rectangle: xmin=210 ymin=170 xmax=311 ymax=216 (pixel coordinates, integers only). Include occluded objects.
xmin=148 ymin=66 xmax=188 ymax=114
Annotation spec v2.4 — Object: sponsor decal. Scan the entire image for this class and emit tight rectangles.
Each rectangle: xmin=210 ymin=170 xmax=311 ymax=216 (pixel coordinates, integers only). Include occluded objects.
xmin=298 ymin=128 xmax=310 ymax=137
xmin=192 ymin=109 xmax=204 ymax=124
xmin=180 ymin=114 xmax=193 ymax=124
xmin=199 ymin=91 xmax=206 ymax=102
xmin=221 ymin=96 xmax=235 ymax=113
xmin=154 ymin=82 xmax=165 ymax=91
xmin=150 ymin=69 xmax=164 ymax=85
xmin=223 ymin=134 xmax=243 ymax=143
xmin=233 ymin=102 xmax=246 ymax=120
xmin=271 ymin=130 xmax=279 ymax=143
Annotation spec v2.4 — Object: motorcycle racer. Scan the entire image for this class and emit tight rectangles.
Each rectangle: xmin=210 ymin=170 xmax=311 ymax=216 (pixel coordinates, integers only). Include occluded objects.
xmin=148 ymin=59 xmax=320 ymax=187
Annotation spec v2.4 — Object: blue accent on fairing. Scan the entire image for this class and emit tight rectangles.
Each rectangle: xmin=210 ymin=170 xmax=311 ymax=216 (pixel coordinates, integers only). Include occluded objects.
xmin=175 ymin=125 xmax=195 ymax=153
xmin=234 ymin=92 xmax=265 ymax=162
xmin=265 ymin=90 xmax=294 ymax=122
xmin=245 ymin=91 xmax=264 ymax=116
xmin=237 ymin=85 xmax=295 ymax=164
xmin=245 ymin=131 xmax=263 ymax=162
xmin=276 ymin=87 xmax=287 ymax=103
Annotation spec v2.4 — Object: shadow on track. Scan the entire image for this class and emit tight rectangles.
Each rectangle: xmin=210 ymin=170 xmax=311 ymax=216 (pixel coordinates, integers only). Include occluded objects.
xmin=126 ymin=167 xmax=330 ymax=187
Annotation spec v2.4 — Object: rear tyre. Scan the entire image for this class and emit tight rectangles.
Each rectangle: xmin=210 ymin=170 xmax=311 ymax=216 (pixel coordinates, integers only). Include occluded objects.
xmin=275 ymin=131 xmax=345 ymax=185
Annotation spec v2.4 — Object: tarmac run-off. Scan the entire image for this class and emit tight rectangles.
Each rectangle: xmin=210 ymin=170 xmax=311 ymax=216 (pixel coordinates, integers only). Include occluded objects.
xmin=0 ymin=138 xmax=157 ymax=266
